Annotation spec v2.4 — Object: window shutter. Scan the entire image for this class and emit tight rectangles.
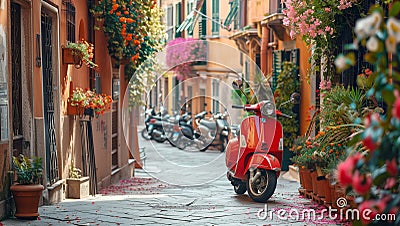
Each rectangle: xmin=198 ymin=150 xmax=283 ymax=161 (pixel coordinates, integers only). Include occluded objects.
xmin=175 ymin=3 xmax=182 ymax=37
xmin=212 ymin=0 xmax=219 ymax=35
xmin=272 ymin=50 xmax=283 ymax=92
xmin=199 ymin=1 xmax=207 ymax=39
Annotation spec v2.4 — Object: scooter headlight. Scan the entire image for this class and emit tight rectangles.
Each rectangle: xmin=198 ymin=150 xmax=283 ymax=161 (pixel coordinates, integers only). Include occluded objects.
xmin=261 ymin=101 xmax=274 ymax=116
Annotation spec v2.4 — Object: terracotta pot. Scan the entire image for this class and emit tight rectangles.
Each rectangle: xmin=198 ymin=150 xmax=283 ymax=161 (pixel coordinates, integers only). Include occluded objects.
xmin=299 ymin=167 xmax=306 ymax=188
xmin=321 ymin=179 xmax=333 ymax=205
xmin=316 ymin=177 xmax=326 ymax=198
xmin=62 ymin=47 xmax=83 ymax=66
xmin=301 ymin=169 xmax=313 ymax=192
xmin=311 ymin=170 xmax=318 ymax=195
xmin=333 ymin=183 xmax=345 ymax=208
xmin=10 ymin=184 xmax=44 ymax=219
xmin=120 ymin=57 xmax=132 ymax=65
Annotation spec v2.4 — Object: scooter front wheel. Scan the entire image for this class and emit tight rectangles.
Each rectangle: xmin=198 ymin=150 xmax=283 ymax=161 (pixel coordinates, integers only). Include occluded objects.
xmin=141 ymin=128 xmax=151 ymax=140
xmin=246 ymin=170 xmax=277 ymax=202
xmin=233 ymin=182 xmax=247 ymax=194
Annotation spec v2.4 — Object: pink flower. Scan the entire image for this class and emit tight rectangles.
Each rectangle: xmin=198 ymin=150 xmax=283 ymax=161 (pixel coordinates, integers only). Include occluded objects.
xmin=386 ymin=158 xmax=398 ymax=177
xmin=337 ymin=153 xmax=362 ymax=186
xmin=359 ymin=200 xmax=378 ymax=225
xmin=352 ymin=171 xmax=372 ymax=195
xmin=392 ymin=90 xmax=400 ymax=120
xmin=362 ymin=135 xmax=378 ymax=151
xmin=325 ymin=8 xmax=331 ymax=12
xmin=384 ymin=177 xmax=396 ymax=189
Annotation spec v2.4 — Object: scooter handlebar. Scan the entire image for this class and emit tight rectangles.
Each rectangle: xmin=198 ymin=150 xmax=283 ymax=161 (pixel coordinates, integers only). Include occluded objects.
xmin=232 ymin=105 xmax=244 ymax=109
xmin=279 ymin=113 xmax=293 ymax=118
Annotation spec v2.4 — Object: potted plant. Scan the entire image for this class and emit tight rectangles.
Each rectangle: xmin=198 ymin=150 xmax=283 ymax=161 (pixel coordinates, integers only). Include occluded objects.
xmin=62 ymin=39 xmax=98 ymax=69
xmin=68 ymin=87 xmax=113 ymax=117
xmin=10 ymin=154 xmax=44 ymax=219
xmin=66 ymin=163 xmax=89 ymax=199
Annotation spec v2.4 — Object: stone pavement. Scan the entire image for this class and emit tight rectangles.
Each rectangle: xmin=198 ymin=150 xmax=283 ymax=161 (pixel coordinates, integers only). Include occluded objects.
xmin=1 ymin=132 xmax=346 ymax=226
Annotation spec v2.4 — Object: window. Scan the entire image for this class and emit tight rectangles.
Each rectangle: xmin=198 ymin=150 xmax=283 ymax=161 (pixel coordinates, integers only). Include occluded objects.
xmin=212 ymin=0 xmax=220 ymax=36
xmin=166 ymin=6 xmax=174 ymax=41
xmin=65 ymin=2 xmax=76 ymax=42
xmin=212 ymin=79 xmax=220 ymax=113
xmin=271 ymin=49 xmax=299 ymax=92
xmin=198 ymin=0 xmax=207 ymax=39
xmin=175 ymin=3 xmax=182 ymax=37
xmin=187 ymin=1 xmax=194 ymax=37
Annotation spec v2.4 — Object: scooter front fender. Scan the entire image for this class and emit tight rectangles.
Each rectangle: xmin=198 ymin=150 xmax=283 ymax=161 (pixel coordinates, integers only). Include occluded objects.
xmin=245 ymin=153 xmax=281 ymax=176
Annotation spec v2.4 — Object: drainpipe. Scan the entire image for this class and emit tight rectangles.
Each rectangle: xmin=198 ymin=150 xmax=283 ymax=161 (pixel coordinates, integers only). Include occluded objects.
xmin=260 ymin=25 xmax=268 ymax=76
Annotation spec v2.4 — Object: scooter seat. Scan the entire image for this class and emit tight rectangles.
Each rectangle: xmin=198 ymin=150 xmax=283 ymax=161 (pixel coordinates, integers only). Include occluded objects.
xmin=200 ymin=120 xmax=217 ymax=130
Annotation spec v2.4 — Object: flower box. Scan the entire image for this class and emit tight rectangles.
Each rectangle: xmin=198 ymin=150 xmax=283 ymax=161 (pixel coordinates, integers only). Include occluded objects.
xmin=66 ymin=176 xmax=89 ymax=199
xmin=62 ymin=47 xmax=82 ymax=65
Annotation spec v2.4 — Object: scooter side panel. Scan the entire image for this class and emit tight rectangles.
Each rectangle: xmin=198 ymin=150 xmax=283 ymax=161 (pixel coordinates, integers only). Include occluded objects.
xmin=246 ymin=153 xmax=281 ymax=172
xmin=231 ymin=116 xmax=259 ymax=180
xmin=261 ymin=118 xmax=283 ymax=165
xmin=226 ymin=138 xmax=239 ymax=171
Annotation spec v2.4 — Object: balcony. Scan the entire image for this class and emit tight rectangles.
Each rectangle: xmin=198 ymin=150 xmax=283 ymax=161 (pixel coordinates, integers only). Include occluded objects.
xmin=261 ymin=0 xmax=286 ymax=41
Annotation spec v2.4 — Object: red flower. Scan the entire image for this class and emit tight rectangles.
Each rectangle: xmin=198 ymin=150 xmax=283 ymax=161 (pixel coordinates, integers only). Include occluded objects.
xmin=337 ymin=153 xmax=362 ymax=186
xmin=352 ymin=171 xmax=372 ymax=195
xmin=386 ymin=158 xmax=398 ymax=177
xmin=337 ymin=161 xmax=353 ymax=186
xmin=392 ymin=90 xmax=400 ymax=120
xmin=359 ymin=200 xmax=378 ymax=225
xmin=362 ymin=135 xmax=378 ymax=151
xmin=384 ymin=177 xmax=396 ymax=189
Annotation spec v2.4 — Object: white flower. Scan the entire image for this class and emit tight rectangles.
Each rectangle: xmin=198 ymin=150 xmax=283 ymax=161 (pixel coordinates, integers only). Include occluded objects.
xmin=387 ymin=17 xmax=400 ymax=43
xmin=354 ymin=11 xmax=382 ymax=40
xmin=386 ymin=35 xmax=397 ymax=53
xmin=334 ymin=54 xmax=347 ymax=71
xmin=366 ymin=36 xmax=379 ymax=52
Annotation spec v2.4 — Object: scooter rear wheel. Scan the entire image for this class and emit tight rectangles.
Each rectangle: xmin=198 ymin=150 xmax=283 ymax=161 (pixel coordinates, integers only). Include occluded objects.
xmin=246 ymin=170 xmax=277 ymax=202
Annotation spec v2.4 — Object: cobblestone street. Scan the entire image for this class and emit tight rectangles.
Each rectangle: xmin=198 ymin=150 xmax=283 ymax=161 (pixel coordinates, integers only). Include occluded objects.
xmin=1 ymin=130 xmax=344 ymax=226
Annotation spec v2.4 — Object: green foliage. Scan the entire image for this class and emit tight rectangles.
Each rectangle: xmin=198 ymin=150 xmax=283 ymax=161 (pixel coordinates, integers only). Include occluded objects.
xmin=274 ymin=62 xmax=300 ymax=149
xmin=335 ymin=5 xmax=400 ymax=224
xmin=91 ymin=0 xmax=164 ymax=76
xmin=69 ymin=161 xmax=82 ymax=179
xmin=12 ymin=155 xmax=43 ymax=185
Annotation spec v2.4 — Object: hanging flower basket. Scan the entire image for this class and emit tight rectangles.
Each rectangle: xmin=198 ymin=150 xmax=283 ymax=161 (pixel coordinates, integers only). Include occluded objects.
xmin=62 ymin=40 xmax=98 ymax=69
xmin=62 ymin=47 xmax=83 ymax=66
xmin=68 ymin=88 xmax=112 ymax=118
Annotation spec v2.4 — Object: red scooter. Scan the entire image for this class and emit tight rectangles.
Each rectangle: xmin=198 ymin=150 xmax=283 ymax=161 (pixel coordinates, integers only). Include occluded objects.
xmin=226 ymin=80 xmax=296 ymax=202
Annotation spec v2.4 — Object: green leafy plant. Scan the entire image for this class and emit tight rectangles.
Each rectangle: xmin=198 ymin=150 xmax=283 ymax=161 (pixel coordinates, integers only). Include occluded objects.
xmin=274 ymin=62 xmax=300 ymax=148
xmin=65 ymin=40 xmax=97 ymax=68
xmin=69 ymin=164 xmax=82 ymax=179
xmin=69 ymin=88 xmax=113 ymax=115
xmin=335 ymin=4 xmax=400 ymax=225
xmin=12 ymin=155 xmax=43 ymax=185
xmin=91 ymin=0 xmax=164 ymax=70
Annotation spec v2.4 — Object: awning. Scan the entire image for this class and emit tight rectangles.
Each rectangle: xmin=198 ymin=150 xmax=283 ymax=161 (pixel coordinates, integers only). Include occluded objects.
xmin=176 ymin=0 xmax=204 ymax=33
xmin=223 ymin=0 xmax=239 ymax=28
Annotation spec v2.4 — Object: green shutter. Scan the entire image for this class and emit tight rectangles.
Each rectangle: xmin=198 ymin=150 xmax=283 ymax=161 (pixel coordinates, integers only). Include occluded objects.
xmin=212 ymin=0 xmax=219 ymax=35
xmin=223 ymin=0 xmax=239 ymax=28
xmin=199 ymin=0 xmax=207 ymax=39
xmin=272 ymin=50 xmax=283 ymax=92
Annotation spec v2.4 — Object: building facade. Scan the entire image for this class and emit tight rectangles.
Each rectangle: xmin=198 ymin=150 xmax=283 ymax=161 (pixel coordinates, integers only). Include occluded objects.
xmin=0 ymin=0 xmax=134 ymax=219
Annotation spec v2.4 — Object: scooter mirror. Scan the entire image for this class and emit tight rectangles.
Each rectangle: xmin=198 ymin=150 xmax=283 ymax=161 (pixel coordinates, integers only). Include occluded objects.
xmin=232 ymin=79 xmax=243 ymax=90
xmin=290 ymin=92 xmax=301 ymax=104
